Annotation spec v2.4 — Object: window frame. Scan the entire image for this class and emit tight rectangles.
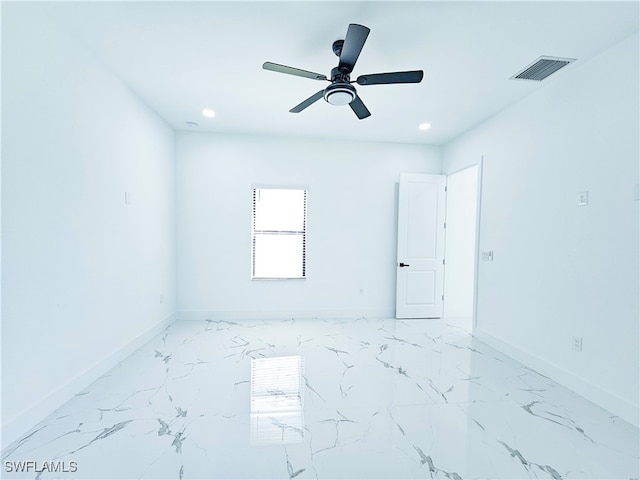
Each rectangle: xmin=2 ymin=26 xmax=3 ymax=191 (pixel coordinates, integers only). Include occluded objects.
xmin=251 ymin=185 xmax=308 ymax=280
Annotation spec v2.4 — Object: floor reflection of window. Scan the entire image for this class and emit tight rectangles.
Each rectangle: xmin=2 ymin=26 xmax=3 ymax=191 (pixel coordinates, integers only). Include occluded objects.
xmin=250 ymin=355 xmax=304 ymax=445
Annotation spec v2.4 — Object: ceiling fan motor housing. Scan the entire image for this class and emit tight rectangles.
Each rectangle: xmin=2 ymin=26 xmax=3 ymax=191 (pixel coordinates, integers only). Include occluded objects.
xmin=324 ymin=82 xmax=356 ymax=106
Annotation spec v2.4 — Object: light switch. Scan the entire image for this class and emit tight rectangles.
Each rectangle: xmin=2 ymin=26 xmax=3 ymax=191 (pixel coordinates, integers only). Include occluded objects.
xmin=481 ymin=251 xmax=494 ymax=261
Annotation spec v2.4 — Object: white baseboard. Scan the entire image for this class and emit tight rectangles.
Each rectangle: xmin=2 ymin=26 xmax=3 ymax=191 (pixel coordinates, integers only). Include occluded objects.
xmin=177 ymin=309 xmax=389 ymax=321
xmin=474 ymin=328 xmax=639 ymax=428
xmin=1 ymin=312 xmax=178 ymax=450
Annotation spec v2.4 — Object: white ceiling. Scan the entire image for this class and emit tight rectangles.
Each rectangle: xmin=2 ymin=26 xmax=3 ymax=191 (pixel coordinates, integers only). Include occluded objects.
xmin=37 ymin=1 xmax=639 ymax=145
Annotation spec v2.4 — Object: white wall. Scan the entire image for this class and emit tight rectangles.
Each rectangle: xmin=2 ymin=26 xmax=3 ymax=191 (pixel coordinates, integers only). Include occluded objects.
xmin=443 ymin=165 xmax=479 ymax=325
xmin=442 ymin=33 xmax=639 ymax=426
xmin=176 ymin=132 xmax=441 ymax=319
xmin=2 ymin=4 xmax=177 ymax=446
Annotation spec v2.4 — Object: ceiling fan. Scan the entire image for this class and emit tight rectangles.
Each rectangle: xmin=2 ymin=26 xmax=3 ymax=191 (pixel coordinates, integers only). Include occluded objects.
xmin=263 ymin=23 xmax=424 ymax=119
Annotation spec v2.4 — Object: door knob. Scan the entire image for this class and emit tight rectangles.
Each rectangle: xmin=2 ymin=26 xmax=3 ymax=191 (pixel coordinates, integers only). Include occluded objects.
xmin=399 ymin=262 xmax=410 ymax=267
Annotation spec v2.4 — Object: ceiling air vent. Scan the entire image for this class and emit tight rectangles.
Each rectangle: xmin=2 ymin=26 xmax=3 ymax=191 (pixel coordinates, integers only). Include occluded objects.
xmin=511 ymin=56 xmax=576 ymax=81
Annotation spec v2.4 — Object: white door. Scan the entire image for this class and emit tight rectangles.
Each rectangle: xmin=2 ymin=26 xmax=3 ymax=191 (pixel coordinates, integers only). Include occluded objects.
xmin=396 ymin=173 xmax=446 ymax=318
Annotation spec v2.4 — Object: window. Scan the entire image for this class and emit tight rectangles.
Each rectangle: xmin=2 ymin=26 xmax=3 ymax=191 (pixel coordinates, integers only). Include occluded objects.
xmin=251 ymin=187 xmax=307 ymax=279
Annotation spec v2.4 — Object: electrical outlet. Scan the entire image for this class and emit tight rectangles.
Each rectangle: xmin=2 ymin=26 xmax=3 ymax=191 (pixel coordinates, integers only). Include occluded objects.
xmin=577 ymin=191 xmax=588 ymax=206
xmin=572 ymin=336 xmax=583 ymax=351
xmin=359 ymin=288 xmax=365 ymax=296
xmin=159 ymin=294 xmax=164 ymax=305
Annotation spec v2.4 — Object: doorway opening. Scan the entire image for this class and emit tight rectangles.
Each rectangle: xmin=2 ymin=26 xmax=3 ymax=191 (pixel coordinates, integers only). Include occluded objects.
xmin=443 ymin=164 xmax=481 ymax=331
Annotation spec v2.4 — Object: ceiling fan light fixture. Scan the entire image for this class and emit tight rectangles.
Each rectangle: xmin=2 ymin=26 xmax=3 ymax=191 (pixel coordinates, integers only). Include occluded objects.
xmin=324 ymin=83 xmax=356 ymax=106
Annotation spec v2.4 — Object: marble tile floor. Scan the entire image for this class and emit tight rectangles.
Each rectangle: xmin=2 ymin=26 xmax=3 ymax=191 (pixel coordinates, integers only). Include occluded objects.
xmin=2 ymin=317 xmax=638 ymax=480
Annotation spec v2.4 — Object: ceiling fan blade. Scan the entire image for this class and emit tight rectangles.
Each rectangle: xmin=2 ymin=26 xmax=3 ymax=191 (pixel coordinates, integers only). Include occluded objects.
xmin=349 ymin=95 xmax=371 ymax=119
xmin=338 ymin=24 xmax=370 ymax=72
xmin=263 ymin=62 xmax=328 ymax=81
xmin=356 ymin=70 xmax=424 ymax=85
xmin=290 ymin=90 xmax=325 ymax=113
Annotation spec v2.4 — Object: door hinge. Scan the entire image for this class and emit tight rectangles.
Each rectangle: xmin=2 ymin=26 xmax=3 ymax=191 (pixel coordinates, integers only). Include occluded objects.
xmin=442 ymin=294 xmax=444 ymax=301
xmin=444 ymin=222 xmax=446 ymax=229
xmin=445 ymin=186 xmax=448 ymax=192
xmin=442 ymin=259 xmax=445 ymax=265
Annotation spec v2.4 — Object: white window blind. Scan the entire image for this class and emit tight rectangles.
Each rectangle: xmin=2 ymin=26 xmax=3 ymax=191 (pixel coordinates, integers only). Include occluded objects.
xmin=252 ymin=187 xmax=307 ymax=279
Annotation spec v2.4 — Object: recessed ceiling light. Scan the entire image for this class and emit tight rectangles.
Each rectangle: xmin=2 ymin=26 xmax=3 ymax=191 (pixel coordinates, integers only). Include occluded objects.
xmin=202 ymin=108 xmax=216 ymax=118
xmin=419 ymin=123 xmax=431 ymax=131
xmin=186 ymin=121 xmax=199 ymax=128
